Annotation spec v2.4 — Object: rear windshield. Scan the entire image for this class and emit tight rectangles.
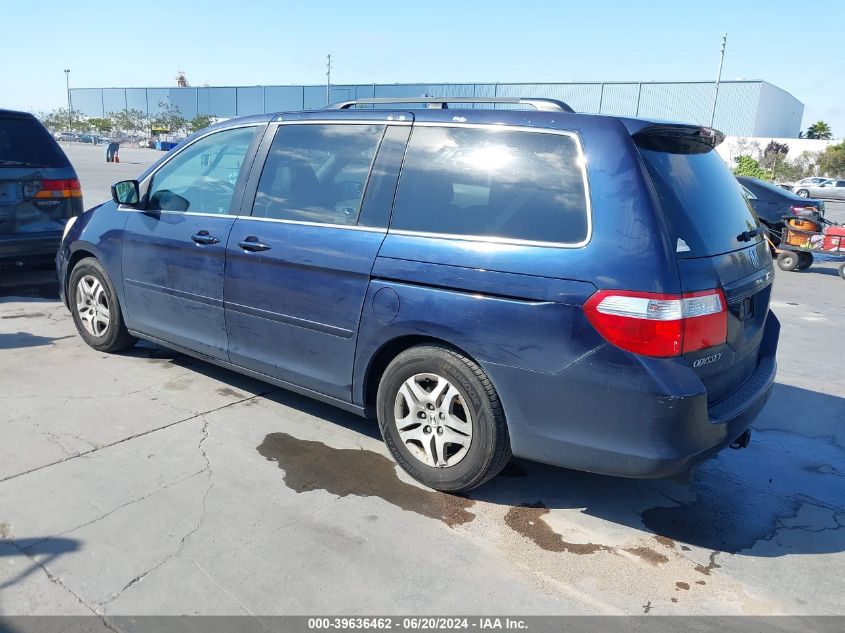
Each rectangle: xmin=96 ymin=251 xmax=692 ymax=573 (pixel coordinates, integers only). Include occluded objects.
xmin=639 ymin=146 xmax=760 ymax=258
xmin=0 ymin=115 xmax=70 ymax=167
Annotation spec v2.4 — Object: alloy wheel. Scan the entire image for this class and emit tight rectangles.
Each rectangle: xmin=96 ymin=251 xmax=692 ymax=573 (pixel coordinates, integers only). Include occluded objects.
xmin=393 ymin=373 xmax=473 ymax=468
xmin=76 ymin=275 xmax=110 ymax=337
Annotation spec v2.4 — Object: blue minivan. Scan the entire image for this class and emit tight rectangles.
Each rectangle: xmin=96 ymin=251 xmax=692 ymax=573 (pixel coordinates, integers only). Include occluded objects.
xmin=58 ymin=97 xmax=779 ymax=492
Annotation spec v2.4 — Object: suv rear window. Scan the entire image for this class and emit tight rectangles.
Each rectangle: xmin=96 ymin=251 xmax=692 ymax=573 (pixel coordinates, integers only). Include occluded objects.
xmin=638 ymin=144 xmax=760 ymax=258
xmin=390 ymin=126 xmax=589 ymax=245
xmin=0 ymin=115 xmax=70 ymax=167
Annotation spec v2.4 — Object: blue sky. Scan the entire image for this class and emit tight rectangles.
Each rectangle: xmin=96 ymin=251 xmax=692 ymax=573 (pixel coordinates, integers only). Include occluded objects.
xmin=2 ymin=0 xmax=842 ymax=135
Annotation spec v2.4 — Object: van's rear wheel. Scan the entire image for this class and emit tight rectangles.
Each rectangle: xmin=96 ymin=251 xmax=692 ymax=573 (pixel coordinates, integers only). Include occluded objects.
xmin=777 ymin=251 xmax=800 ymax=272
xmin=377 ymin=345 xmax=510 ymax=492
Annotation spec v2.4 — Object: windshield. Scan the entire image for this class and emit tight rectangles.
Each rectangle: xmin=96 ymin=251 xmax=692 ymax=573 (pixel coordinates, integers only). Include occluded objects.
xmin=0 ymin=115 xmax=70 ymax=167
xmin=639 ymin=147 xmax=760 ymax=258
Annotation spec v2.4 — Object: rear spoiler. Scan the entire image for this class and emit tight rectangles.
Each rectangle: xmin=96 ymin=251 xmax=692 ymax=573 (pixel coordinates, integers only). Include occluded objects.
xmin=631 ymin=123 xmax=725 ymax=154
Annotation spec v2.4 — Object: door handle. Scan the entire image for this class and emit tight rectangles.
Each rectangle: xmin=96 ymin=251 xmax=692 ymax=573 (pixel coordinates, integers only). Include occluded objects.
xmin=238 ymin=236 xmax=271 ymax=252
xmin=191 ymin=230 xmax=220 ymax=245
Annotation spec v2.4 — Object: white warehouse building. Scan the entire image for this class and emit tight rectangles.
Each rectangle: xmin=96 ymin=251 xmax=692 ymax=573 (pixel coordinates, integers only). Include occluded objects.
xmin=70 ymin=80 xmax=804 ymax=138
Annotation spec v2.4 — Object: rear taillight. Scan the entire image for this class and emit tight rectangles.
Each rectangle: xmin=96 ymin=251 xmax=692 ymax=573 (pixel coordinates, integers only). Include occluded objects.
xmin=790 ymin=205 xmax=815 ymax=215
xmin=35 ymin=179 xmax=82 ymax=199
xmin=584 ymin=289 xmax=727 ymax=357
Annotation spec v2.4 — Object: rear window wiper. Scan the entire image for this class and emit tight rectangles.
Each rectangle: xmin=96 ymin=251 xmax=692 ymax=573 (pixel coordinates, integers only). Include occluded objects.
xmin=737 ymin=226 xmax=764 ymax=242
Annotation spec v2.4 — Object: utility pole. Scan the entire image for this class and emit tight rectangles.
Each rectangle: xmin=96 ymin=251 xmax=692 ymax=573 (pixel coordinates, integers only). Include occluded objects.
xmin=710 ymin=34 xmax=727 ymax=127
xmin=64 ymin=69 xmax=72 ymax=132
xmin=326 ymin=54 xmax=332 ymax=105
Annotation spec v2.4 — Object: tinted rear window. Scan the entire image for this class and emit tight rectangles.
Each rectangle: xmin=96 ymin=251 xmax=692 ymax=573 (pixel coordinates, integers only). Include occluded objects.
xmin=390 ymin=126 xmax=589 ymax=245
xmin=0 ymin=116 xmax=69 ymax=167
xmin=639 ymin=147 xmax=759 ymax=258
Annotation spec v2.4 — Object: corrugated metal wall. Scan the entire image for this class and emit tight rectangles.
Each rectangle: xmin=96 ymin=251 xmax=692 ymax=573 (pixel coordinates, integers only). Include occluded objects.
xmin=69 ymin=80 xmax=802 ymax=137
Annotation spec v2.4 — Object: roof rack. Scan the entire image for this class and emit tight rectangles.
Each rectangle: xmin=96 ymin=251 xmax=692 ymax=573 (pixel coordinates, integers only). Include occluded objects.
xmin=325 ymin=97 xmax=574 ymax=113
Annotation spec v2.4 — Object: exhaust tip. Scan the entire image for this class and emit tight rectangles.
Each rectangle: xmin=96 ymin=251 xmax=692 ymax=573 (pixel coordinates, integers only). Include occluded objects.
xmin=729 ymin=429 xmax=751 ymax=450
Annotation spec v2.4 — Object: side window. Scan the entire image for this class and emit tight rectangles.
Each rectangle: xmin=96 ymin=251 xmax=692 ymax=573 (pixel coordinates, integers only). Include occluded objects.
xmin=147 ymin=126 xmax=256 ymax=214
xmin=252 ymin=124 xmax=385 ymax=225
xmin=390 ymin=126 xmax=589 ymax=244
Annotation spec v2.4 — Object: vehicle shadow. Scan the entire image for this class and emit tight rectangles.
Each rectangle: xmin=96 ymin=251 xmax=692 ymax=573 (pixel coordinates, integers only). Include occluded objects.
xmin=473 ymin=382 xmax=845 ymax=557
xmin=119 ymin=343 xmax=845 ymax=558
xmin=122 ymin=342 xmax=383 ymax=441
xmin=0 ymin=269 xmax=60 ymax=300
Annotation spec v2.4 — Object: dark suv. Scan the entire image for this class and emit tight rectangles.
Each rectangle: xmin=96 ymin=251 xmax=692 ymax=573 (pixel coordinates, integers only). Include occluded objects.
xmin=58 ymin=97 xmax=779 ymax=492
xmin=0 ymin=109 xmax=82 ymax=269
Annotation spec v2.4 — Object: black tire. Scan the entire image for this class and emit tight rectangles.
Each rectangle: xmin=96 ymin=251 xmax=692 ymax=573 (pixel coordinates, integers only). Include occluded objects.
xmin=68 ymin=257 xmax=137 ymax=352
xmin=839 ymin=263 xmax=845 ymax=280
xmin=796 ymin=252 xmax=814 ymax=270
xmin=377 ymin=344 xmax=511 ymax=492
xmin=796 ymin=189 xmax=810 ymax=198
xmin=777 ymin=251 xmax=800 ymax=272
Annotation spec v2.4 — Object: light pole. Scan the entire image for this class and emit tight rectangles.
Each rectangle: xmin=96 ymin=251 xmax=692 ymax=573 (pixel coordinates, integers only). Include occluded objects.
xmin=64 ymin=69 xmax=72 ymax=132
xmin=709 ymin=34 xmax=726 ymax=128
xmin=326 ymin=54 xmax=332 ymax=105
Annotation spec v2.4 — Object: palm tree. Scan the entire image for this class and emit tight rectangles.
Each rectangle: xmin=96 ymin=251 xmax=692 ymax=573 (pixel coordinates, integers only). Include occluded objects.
xmin=805 ymin=121 xmax=833 ymax=140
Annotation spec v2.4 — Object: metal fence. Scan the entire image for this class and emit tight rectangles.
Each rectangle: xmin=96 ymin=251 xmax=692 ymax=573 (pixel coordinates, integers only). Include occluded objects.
xmin=69 ymin=80 xmax=803 ymax=137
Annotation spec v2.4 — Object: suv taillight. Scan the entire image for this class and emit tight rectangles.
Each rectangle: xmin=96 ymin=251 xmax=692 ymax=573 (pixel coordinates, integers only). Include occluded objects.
xmin=35 ymin=179 xmax=82 ymax=199
xmin=584 ymin=289 xmax=727 ymax=357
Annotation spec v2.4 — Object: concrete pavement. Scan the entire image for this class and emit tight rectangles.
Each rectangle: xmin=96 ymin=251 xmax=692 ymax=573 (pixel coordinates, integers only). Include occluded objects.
xmin=0 ymin=145 xmax=844 ymax=619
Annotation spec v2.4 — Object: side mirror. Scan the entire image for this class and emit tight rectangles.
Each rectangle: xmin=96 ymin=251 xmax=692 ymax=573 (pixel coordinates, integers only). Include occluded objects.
xmin=111 ymin=180 xmax=140 ymax=206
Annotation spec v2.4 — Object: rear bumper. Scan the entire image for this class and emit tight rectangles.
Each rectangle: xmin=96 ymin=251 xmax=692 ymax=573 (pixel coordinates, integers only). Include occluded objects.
xmin=487 ymin=312 xmax=780 ymax=478
xmin=0 ymin=234 xmax=61 ymax=263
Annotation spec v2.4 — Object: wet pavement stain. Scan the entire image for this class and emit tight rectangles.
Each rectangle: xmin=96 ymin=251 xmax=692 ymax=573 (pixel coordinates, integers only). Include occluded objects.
xmin=504 ymin=502 xmax=610 ymax=554
xmin=639 ymin=483 xmax=791 ymax=554
xmin=216 ymin=387 xmax=246 ymax=398
xmin=675 ymin=581 xmax=690 ymax=590
xmin=257 ymin=433 xmax=475 ymax=527
xmin=164 ymin=376 xmax=194 ymax=390
xmin=625 ymin=546 xmax=669 ymax=565
xmin=695 ymin=580 xmax=706 ymax=585
xmin=694 ymin=552 xmax=722 ymax=576
xmin=654 ymin=535 xmax=675 ymax=548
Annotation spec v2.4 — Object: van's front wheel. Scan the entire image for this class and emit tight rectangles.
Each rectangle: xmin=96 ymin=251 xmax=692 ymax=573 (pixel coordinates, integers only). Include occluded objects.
xmin=69 ymin=258 xmax=137 ymax=353
xmin=377 ymin=345 xmax=510 ymax=492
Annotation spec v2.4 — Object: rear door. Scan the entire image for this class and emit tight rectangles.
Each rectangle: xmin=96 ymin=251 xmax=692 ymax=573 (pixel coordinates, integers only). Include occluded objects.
xmin=223 ymin=118 xmax=411 ymax=400
xmin=121 ymin=125 xmax=260 ymax=360
xmin=636 ymin=128 xmax=774 ymax=403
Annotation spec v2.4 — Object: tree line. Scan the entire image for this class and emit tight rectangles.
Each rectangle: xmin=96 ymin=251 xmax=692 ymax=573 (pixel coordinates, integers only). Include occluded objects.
xmin=37 ymin=101 xmax=216 ymax=138
xmin=732 ymin=136 xmax=845 ymax=183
